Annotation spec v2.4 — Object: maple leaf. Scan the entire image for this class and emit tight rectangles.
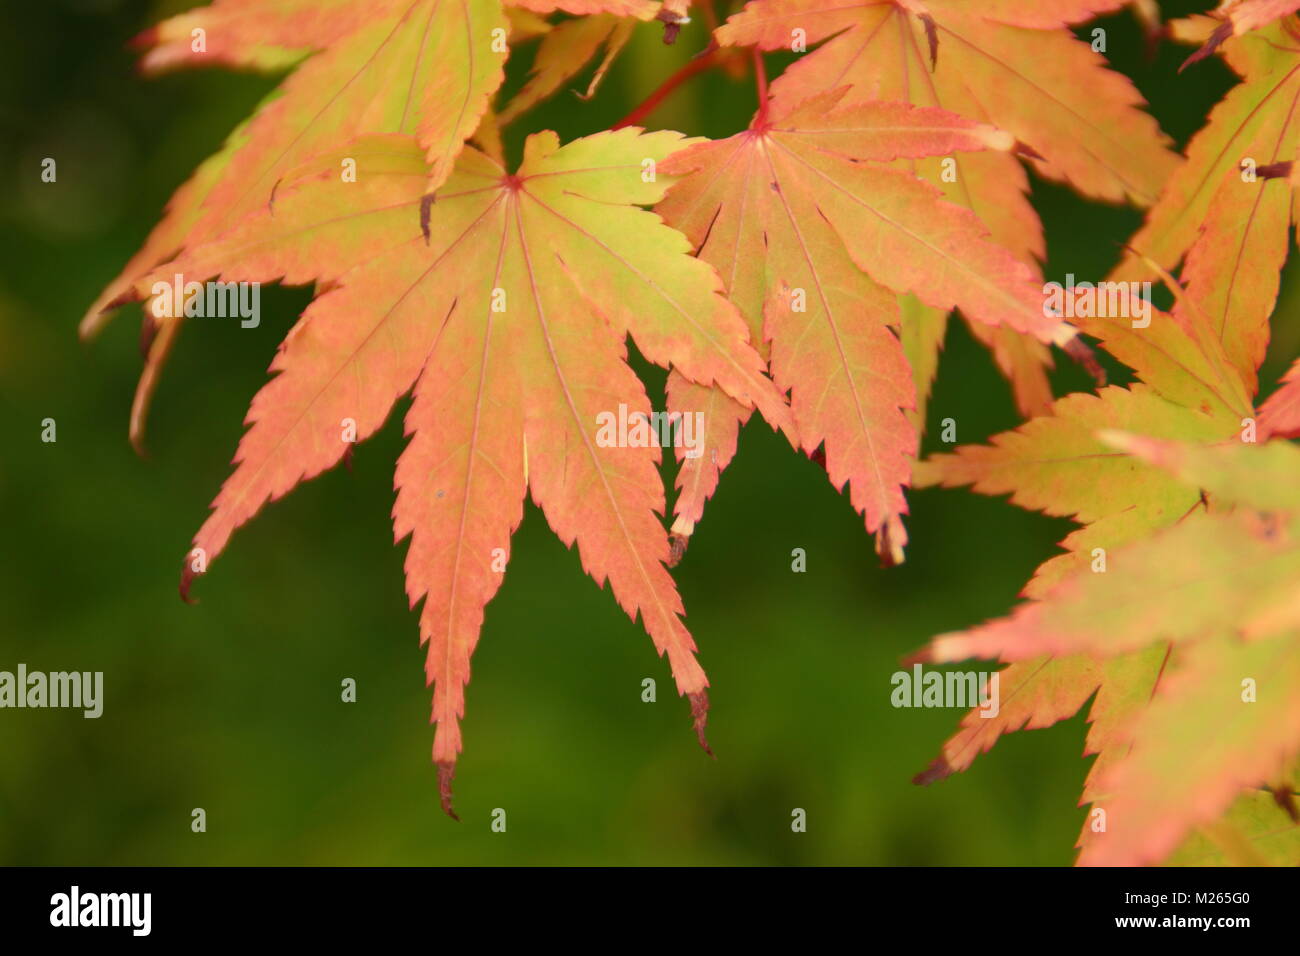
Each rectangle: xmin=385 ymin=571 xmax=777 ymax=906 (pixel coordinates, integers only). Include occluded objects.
xmin=924 ymin=434 xmax=1300 ymax=866
xmin=656 ymin=91 xmax=1073 ymax=563
xmin=714 ymin=0 xmax=1178 ymax=417
xmin=1109 ymin=15 xmax=1300 ymax=395
xmin=905 ymin=198 xmax=1300 ymax=862
xmin=116 ymin=130 xmax=791 ymax=815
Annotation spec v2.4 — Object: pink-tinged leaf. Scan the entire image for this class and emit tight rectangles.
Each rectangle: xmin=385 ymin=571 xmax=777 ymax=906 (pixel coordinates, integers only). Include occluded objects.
xmin=717 ymin=0 xmax=1178 ymax=204
xmin=129 ymin=130 xmax=787 ymax=807
xmin=659 ymin=93 xmax=1072 ymax=560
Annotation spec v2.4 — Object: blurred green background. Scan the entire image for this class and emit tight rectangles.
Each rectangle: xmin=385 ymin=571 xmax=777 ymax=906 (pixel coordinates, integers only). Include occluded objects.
xmin=1 ymin=0 xmax=1294 ymax=865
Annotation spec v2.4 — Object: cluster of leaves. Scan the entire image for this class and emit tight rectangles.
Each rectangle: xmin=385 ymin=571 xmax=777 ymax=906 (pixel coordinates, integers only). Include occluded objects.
xmin=86 ymin=0 xmax=1300 ymax=861
xmin=914 ymin=1 xmax=1300 ymax=865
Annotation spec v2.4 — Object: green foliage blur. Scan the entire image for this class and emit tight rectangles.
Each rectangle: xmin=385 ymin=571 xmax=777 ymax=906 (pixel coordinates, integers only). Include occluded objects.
xmin=1 ymin=0 xmax=1288 ymax=865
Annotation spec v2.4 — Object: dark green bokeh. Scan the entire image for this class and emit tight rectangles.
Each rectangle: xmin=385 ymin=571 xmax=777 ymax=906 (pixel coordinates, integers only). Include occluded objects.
xmin=0 ymin=1 xmax=1283 ymax=864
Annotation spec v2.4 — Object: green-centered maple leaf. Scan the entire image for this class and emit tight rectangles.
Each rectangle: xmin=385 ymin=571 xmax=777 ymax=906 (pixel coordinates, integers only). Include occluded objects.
xmin=714 ymin=0 xmax=1178 ymax=417
xmin=117 ymin=130 xmax=793 ymax=815
xmin=656 ymin=92 xmax=1074 ymax=563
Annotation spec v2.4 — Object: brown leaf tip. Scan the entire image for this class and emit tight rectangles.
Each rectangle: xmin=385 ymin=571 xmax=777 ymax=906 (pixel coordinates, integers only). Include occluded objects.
xmin=1063 ymin=335 xmax=1107 ymax=388
xmin=437 ymin=761 xmax=461 ymax=821
xmin=875 ymin=521 xmax=906 ymax=568
xmin=178 ymin=566 xmax=201 ymax=605
xmin=1013 ymin=140 xmax=1046 ymax=162
xmin=899 ymin=647 xmax=930 ymax=667
xmin=1180 ymin=20 xmax=1233 ymax=73
xmin=655 ymin=8 xmax=689 ymax=45
xmin=689 ymin=691 xmax=714 ymax=758
xmin=667 ymin=532 xmax=689 ymax=568
xmin=912 ymin=754 xmax=954 ymax=787
xmin=1180 ymin=20 xmax=1227 ymax=74
xmin=809 ymin=444 xmax=828 ymax=472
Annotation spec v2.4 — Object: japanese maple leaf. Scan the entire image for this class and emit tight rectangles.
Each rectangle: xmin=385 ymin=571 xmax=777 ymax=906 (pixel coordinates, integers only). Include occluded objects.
xmin=715 ymin=0 xmax=1179 ymax=416
xmin=1111 ymin=15 xmax=1300 ymax=395
xmin=117 ymin=130 xmax=793 ymax=815
xmin=656 ymin=91 xmax=1077 ymax=564
xmin=925 ymin=435 xmax=1300 ymax=866
xmin=910 ymin=211 xmax=1300 ymax=863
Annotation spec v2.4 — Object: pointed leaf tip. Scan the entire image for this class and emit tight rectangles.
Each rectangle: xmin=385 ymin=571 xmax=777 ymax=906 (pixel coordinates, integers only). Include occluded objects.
xmin=876 ymin=516 xmax=907 ymax=568
xmin=899 ymin=646 xmax=930 ymax=667
xmin=437 ymin=762 xmax=461 ymax=821
xmin=667 ymin=531 xmax=689 ymax=568
xmin=179 ymin=562 xmax=201 ymax=605
xmin=913 ymin=754 xmax=953 ymax=787
xmin=1062 ymin=335 xmax=1106 ymax=387
xmin=689 ymin=690 xmax=713 ymax=758
xmin=1013 ymin=140 xmax=1046 ymax=162
xmin=655 ymin=6 xmax=688 ymax=45
xmin=1180 ymin=20 xmax=1233 ymax=73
